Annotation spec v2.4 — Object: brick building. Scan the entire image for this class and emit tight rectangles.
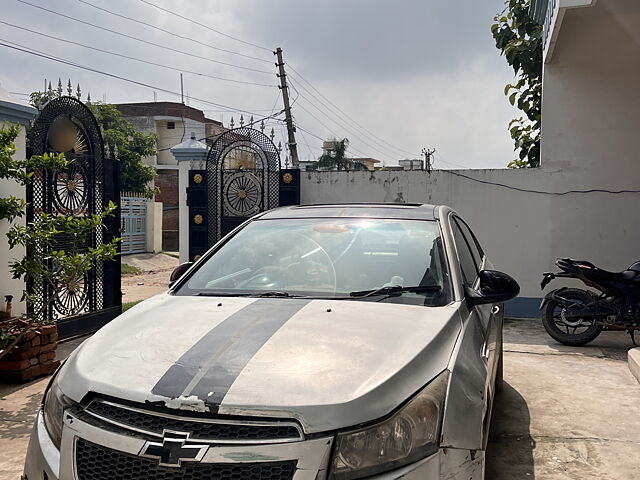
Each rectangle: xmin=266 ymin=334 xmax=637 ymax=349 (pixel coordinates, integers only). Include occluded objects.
xmin=115 ymin=102 xmax=225 ymax=250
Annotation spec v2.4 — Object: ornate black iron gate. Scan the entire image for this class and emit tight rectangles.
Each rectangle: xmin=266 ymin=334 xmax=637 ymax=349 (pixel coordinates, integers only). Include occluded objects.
xmin=185 ymin=125 xmax=301 ymax=261
xmin=206 ymin=127 xmax=281 ymax=245
xmin=27 ymin=96 xmax=121 ymax=339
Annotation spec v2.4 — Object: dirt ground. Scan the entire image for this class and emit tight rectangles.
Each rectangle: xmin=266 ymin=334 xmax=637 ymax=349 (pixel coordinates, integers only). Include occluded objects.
xmin=121 ymin=252 xmax=179 ymax=303
xmin=1 ymin=304 xmax=639 ymax=478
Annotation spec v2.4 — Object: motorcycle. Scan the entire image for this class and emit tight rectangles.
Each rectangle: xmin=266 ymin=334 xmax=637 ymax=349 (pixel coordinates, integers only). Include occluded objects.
xmin=540 ymin=258 xmax=640 ymax=346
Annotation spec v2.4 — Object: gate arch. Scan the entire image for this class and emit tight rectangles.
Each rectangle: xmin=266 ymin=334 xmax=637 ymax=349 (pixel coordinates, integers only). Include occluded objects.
xmin=27 ymin=96 xmax=121 ymax=338
xmin=206 ymin=126 xmax=280 ymax=244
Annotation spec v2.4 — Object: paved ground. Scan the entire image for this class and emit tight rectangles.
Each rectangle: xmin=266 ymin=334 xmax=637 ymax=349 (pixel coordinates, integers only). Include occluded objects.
xmin=1 ymin=314 xmax=638 ymax=478
xmin=0 ymin=335 xmax=86 ymax=478
xmin=121 ymin=252 xmax=178 ymax=303
xmin=487 ymin=319 xmax=640 ymax=479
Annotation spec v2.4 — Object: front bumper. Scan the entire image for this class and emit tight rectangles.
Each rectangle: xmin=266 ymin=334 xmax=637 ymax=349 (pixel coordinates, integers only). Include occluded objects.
xmin=23 ymin=409 xmax=484 ymax=480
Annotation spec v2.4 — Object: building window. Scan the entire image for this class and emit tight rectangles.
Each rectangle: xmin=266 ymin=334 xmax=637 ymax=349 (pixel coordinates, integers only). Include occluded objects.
xmin=167 ymin=121 xmax=175 ymax=129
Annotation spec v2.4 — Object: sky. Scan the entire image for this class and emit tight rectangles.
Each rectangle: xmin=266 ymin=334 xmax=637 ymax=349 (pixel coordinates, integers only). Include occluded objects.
xmin=0 ymin=0 xmax=517 ymax=168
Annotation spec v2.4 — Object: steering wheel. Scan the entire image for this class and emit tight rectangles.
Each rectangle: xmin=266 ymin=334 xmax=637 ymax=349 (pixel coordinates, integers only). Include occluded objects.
xmin=287 ymin=232 xmax=338 ymax=295
xmin=237 ymin=266 xmax=285 ymax=289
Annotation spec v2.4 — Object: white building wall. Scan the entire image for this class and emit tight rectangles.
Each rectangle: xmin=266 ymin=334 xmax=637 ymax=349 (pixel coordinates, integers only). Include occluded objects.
xmin=0 ymin=126 xmax=28 ymax=317
xmin=298 ymin=1 xmax=640 ymax=316
xmin=156 ymin=118 xmax=206 ymax=166
xmin=542 ymin=0 xmax=640 ymax=180
xmin=300 ymin=168 xmax=640 ymax=316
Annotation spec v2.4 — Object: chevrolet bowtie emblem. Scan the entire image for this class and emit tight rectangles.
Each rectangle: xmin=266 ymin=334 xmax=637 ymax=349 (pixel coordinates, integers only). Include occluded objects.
xmin=139 ymin=431 xmax=208 ymax=467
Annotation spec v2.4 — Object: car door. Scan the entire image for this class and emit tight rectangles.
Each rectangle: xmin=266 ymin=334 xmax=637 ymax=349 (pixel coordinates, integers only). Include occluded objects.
xmin=450 ymin=215 xmax=499 ymax=448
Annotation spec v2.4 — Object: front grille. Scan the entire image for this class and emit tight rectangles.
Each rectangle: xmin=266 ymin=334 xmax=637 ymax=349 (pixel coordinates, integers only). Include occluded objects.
xmin=85 ymin=400 xmax=303 ymax=442
xmin=75 ymin=438 xmax=298 ymax=480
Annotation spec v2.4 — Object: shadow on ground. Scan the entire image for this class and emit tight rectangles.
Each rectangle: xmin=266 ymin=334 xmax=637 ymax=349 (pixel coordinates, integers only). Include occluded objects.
xmin=0 ymin=379 xmax=43 ymax=440
xmin=486 ymin=382 xmax=535 ymax=478
xmin=504 ymin=317 xmax=632 ymax=361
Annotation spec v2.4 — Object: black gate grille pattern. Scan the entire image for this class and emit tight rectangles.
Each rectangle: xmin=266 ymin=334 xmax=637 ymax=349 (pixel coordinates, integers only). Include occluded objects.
xmin=27 ymin=96 xmax=121 ymax=337
xmin=206 ymin=127 xmax=280 ymax=244
xmin=75 ymin=438 xmax=298 ymax=480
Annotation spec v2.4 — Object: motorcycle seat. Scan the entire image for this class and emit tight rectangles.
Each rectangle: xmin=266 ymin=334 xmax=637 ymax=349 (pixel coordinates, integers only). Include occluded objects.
xmin=593 ymin=267 xmax=638 ymax=282
xmin=559 ymin=258 xmax=639 ymax=282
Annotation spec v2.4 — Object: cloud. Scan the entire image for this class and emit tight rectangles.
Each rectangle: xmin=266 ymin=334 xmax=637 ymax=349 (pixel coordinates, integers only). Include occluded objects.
xmin=0 ymin=0 xmax=518 ymax=168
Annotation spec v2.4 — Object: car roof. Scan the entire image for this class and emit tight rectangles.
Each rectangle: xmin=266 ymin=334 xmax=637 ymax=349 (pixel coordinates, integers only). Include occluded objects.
xmin=258 ymin=203 xmax=439 ymax=221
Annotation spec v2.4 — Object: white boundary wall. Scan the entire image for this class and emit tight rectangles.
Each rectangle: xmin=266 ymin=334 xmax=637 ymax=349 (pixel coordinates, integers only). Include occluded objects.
xmin=0 ymin=126 xmax=28 ymax=317
xmin=300 ymin=168 xmax=640 ymax=316
xmin=0 ymin=91 xmax=37 ymax=318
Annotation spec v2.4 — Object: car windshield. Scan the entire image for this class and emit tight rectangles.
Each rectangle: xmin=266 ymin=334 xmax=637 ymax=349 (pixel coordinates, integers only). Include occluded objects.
xmin=176 ymin=217 xmax=452 ymax=306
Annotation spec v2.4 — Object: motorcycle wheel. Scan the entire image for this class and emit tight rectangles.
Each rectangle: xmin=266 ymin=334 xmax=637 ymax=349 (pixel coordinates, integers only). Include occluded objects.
xmin=541 ymin=288 xmax=603 ymax=346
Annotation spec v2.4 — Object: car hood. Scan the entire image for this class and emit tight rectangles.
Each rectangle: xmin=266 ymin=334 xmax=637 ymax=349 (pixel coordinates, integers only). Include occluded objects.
xmin=59 ymin=294 xmax=461 ymax=433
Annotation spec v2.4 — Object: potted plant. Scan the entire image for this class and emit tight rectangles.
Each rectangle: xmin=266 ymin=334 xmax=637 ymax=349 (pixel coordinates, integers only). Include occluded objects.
xmin=0 ymin=122 xmax=119 ymax=382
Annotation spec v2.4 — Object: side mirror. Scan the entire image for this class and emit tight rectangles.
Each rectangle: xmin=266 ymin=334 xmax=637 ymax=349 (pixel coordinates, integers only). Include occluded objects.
xmin=169 ymin=262 xmax=193 ymax=288
xmin=466 ymin=269 xmax=520 ymax=307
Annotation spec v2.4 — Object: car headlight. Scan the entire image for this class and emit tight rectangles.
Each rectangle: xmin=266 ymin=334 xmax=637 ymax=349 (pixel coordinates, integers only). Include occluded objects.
xmin=42 ymin=372 xmax=75 ymax=450
xmin=331 ymin=370 xmax=449 ymax=480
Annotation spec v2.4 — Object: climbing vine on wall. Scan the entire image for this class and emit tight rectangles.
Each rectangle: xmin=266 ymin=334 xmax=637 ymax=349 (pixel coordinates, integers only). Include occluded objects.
xmin=492 ymin=0 xmax=543 ymax=168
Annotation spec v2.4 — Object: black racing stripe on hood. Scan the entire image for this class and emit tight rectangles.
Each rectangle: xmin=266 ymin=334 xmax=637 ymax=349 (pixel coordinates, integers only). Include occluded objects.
xmin=151 ymin=298 xmax=310 ymax=405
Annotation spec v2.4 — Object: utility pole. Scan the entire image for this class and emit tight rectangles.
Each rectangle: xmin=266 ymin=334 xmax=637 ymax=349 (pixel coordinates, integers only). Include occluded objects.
xmin=274 ymin=47 xmax=300 ymax=168
xmin=422 ymin=148 xmax=436 ymax=173
xmin=180 ymin=73 xmax=184 ymax=104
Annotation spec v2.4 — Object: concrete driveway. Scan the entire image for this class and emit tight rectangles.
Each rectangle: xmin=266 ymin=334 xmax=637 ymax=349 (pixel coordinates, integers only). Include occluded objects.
xmin=487 ymin=318 xmax=640 ymax=479
xmin=1 ymin=318 xmax=639 ymax=478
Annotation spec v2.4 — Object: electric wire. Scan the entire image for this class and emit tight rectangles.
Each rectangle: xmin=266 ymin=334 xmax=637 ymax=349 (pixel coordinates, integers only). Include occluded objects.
xmin=77 ymin=0 xmax=273 ymax=64
xmin=155 ymin=109 xmax=286 ymax=152
xmin=293 ymin=101 xmax=371 ymax=158
xmin=137 ymin=0 xmax=273 ymax=53
xmin=15 ymin=0 xmax=274 ymax=75
xmin=287 ymin=64 xmax=420 ymax=158
xmin=289 ymin=74 xmax=419 ymax=161
xmin=298 ymin=128 xmax=319 ymax=161
xmin=295 ymin=125 xmax=325 ymax=143
xmin=290 ymin=80 xmax=396 ymax=162
xmin=0 ymin=39 xmax=279 ymax=117
xmin=131 ymin=0 xmax=419 ymax=159
xmin=19 ymin=0 xmax=417 ymax=160
xmin=0 ymin=20 xmax=277 ymax=88
xmin=442 ymin=169 xmax=640 ymax=196
xmin=433 ymin=152 xmax=468 ymax=169
xmin=269 ymin=89 xmax=282 ymax=116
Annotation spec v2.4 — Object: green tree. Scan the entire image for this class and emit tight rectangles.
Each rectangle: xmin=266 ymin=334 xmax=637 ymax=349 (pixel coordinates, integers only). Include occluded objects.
xmin=29 ymin=91 xmax=158 ymax=196
xmin=317 ymin=138 xmax=367 ymax=171
xmin=491 ymin=0 xmax=542 ymax=168
xmin=0 ymin=124 xmax=67 ymax=221
xmin=0 ymin=123 xmax=119 ymax=359
xmin=89 ymin=103 xmax=158 ymax=197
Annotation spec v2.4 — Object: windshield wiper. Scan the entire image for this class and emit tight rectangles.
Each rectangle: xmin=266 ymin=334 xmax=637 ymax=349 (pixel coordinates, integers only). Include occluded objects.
xmin=251 ymin=291 xmax=296 ymax=298
xmin=197 ymin=291 xmax=301 ymax=298
xmin=197 ymin=291 xmax=253 ymax=297
xmin=349 ymin=285 xmax=441 ymax=298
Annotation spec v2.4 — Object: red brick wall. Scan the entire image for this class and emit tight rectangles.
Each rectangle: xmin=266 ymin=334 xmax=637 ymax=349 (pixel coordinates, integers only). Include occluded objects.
xmin=155 ymin=170 xmax=179 ymax=236
xmin=155 ymin=170 xmax=178 ymax=206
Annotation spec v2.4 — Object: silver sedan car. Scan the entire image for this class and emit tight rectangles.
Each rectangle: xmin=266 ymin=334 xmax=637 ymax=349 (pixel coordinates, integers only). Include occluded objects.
xmin=24 ymin=203 xmax=519 ymax=480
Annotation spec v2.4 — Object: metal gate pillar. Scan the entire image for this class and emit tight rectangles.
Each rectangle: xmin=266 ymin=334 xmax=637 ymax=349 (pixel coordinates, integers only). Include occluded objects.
xmin=170 ymin=133 xmax=209 ymax=263
xmin=279 ymin=169 xmax=301 ymax=206
xmin=27 ymin=96 xmax=121 ymax=338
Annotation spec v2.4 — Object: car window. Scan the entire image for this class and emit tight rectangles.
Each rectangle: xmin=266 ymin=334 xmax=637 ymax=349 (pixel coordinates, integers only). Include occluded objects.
xmin=451 ymin=218 xmax=479 ymax=287
xmin=176 ymin=217 xmax=452 ymax=306
xmin=453 ymin=216 xmax=484 ymax=270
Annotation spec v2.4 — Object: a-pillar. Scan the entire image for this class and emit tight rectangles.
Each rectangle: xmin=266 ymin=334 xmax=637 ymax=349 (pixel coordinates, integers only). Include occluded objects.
xmin=170 ymin=133 xmax=209 ymax=264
